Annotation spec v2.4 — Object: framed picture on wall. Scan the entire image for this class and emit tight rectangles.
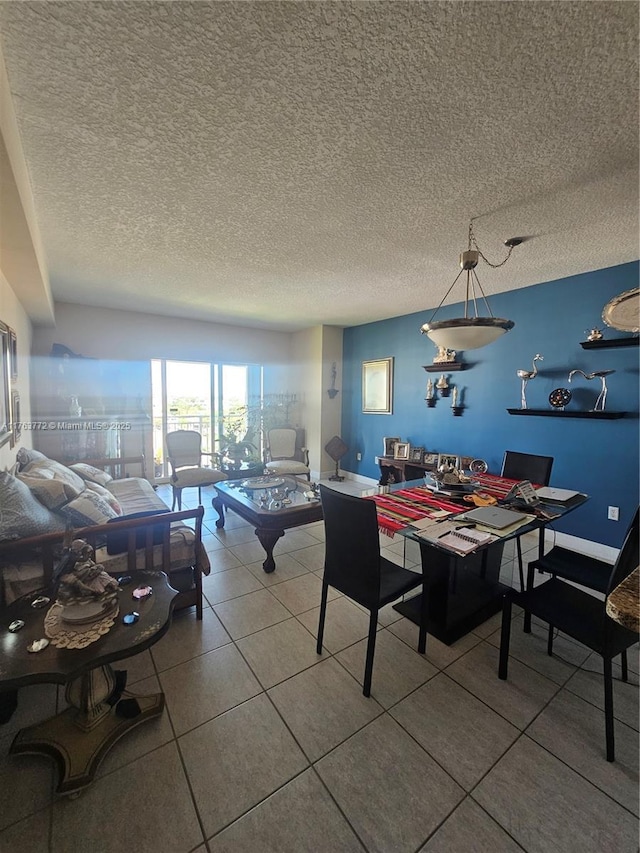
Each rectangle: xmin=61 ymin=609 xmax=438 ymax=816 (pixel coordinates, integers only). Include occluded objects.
xmin=8 ymin=328 xmax=17 ymax=381
xmin=11 ymin=390 xmax=21 ymax=446
xmin=0 ymin=322 xmax=12 ymax=447
xmin=393 ymin=441 xmax=410 ymax=460
xmin=362 ymin=357 xmax=393 ymax=414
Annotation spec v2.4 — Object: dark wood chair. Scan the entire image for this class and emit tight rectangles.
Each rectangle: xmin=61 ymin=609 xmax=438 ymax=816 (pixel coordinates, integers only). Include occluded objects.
xmin=500 ymin=450 xmax=554 ymax=591
xmin=498 ymin=506 xmax=639 ymax=761
xmin=317 ymin=485 xmax=428 ymax=697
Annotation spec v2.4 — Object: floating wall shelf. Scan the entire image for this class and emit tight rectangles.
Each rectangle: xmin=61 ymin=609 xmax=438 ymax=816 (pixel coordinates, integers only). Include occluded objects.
xmin=423 ymin=363 xmax=466 ymax=372
xmin=580 ymin=337 xmax=638 ymax=349
xmin=507 ymin=408 xmax=627 ymax=420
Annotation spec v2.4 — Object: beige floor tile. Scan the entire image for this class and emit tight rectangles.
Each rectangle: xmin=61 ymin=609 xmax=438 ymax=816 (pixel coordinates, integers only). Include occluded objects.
xmin=387 ymin=618 xmax=482 ymax=668
xmin=526 ymin=688 xmax=639 ymax=814
xmin=564 ymin=666 xmax=640 ymax=731
xmin=391 ymin=673 xmax=519 ymax=790
xmin=51 ymin=742 xmax=203 ymax=853
xmin=289 ymin=542 xmax=326 ymax=571
xmin=297 ymin=597 xmax=375 ymax=654
xmin=0 ymin=811 xmax=51 ymax=852
xmin=207 ymin=768 xmax=365 ymax=852
xmin=269 ymin=572 xmax=339 ymax=615
xmin=213 ymin=524 xmax=260 ymax=547
xmin=419 ymin=796 xmax=522 ymax=852
xmin=273 ymin=529 xmax=321 ymax=554
xmin=473 ymin=737 xmax=640 ymax=853
xmin=205 ymin=548 xmax=243 ymax=574
xmin=213 ymin=588 xmax=291 ymax=639
xmin=151 ymin=605 xmax=231 ymax=671
xmin=0 ymin=732 xmax=53 ymax=833
xmin=203 ymin=564 xmax=265 ymax=604
xmin=316 ymin=714 xmax=464 ymax=853
xmin=180 ymin=693 xmax=308 ymax=838
xmin=268 ymin=658 xmax=383 ymax=762
xmin=160 ymin=644 xmax=262 ymax=735
xmin=336 ymin=629 xmax=437 ymax=708
xmin=236 ymin=617 xmax=324 ymax=689
xmin=446 ymin=642 xmax=559 ymax=730
xmin=245 ymin=552 xmax=310 ymax=585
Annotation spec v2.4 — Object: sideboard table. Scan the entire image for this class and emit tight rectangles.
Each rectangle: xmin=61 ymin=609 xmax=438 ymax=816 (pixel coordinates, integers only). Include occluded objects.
xmin=0 ymin=570 xmax=177 ymax=795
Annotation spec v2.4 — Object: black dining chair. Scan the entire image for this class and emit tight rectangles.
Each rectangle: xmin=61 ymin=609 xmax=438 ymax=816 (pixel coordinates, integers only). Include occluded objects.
xmin=498 ymin=506 xmax=639 ymax=761
xmin=500 ymin=451 xmax=554 ymax=592
xmin=317 ymin=485 xmax=428 ymax=697
xmin=500 ymin=450 xmax=554 ymax=487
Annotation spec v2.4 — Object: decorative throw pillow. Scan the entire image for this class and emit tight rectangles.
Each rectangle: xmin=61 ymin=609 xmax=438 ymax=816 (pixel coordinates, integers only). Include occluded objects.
xmin=68 ymin=463 xmax=113 ymax=486
xmin=84 ymin=480 xmax=123 ymax=515
xmin=19 ymin=458 xmax=86 ymax=493
xmin=57 ymin=490 xmax=119 ymax=527
xmin=16 ymin=470 xmax=85 ymax=510
xmin=0 ymin=471 xmax=67 ymax=540
xmin=15 ymin=448 xmax=49 ymax=470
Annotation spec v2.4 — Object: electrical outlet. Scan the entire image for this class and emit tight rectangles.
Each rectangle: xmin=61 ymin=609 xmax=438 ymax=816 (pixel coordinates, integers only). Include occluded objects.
xmin=608 ymin=506 xmax=619 ymax=521
xmin=356 ymin=452 xmax=362 ymax=461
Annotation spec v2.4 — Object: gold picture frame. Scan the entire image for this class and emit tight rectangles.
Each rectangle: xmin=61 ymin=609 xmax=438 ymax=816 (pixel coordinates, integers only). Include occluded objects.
xmin=393 ymin=441 xmax=410 ymax=460
xmin=362 ymin=358 xmax=393 ymax=414
xmin=0 ymin=322 xmax=11 ymax=447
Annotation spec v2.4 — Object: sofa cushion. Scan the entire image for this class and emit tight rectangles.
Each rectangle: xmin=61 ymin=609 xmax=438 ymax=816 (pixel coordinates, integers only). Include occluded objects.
xmin=57 ymin=490 xmax=119 ymax=526
xmin=0 ymin=471 xmax=67 ymax=541
xmin=107 ymin=477 xmax=169 ymax=513
xmin=84 ymin=480 xmax=123 ymax=515
xmin=68 ymin=462 xmax=114 ymax=486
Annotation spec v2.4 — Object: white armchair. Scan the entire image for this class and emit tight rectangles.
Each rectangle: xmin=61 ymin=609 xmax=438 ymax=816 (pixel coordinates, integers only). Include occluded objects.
xmin=263 ymin=428 xmax=310 ymax=480
xmin=166 ymin=430 xmax=227 ymax=509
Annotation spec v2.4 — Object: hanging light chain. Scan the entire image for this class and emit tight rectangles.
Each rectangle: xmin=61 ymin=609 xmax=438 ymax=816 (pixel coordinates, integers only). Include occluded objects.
xmin=468 ymin=221 xmax=515 ymax=269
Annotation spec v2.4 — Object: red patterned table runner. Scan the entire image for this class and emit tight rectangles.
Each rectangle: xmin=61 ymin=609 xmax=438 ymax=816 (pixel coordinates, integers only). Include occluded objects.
xmin=368 ymin=489 xmax=463 ymax=536
xmin=369 ymin=474 xmax=539 ymax=537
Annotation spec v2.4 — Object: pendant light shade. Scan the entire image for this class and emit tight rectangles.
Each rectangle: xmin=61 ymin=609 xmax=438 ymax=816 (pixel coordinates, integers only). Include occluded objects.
xmin=421 ymin=227 xmax=521 ymax=351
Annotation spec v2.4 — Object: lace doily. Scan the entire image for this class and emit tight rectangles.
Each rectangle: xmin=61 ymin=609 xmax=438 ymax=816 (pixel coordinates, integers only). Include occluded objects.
xmin=44 ymin=601 xmax=119 ymax=649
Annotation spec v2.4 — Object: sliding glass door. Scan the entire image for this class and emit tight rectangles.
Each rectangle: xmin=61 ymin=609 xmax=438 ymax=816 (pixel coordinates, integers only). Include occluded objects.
xmin=152 ymin=360 xmax=262 ymax=480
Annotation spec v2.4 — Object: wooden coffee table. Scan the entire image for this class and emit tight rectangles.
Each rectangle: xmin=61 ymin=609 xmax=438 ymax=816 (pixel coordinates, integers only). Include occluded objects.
xmin=213 ymin=478 xmax=323 ymax=573
xmin=0 ymin=571 xmax=177 ymax=795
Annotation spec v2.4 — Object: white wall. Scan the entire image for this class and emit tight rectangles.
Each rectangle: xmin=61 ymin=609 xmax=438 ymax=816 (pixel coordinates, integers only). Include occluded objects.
xmin=0 ymin=271 xmax=33 ymax=468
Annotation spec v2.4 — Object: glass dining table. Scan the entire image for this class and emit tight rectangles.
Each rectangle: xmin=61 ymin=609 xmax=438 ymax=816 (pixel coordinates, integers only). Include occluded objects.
xmin=360 ymin=476 xmax=589 ymax=645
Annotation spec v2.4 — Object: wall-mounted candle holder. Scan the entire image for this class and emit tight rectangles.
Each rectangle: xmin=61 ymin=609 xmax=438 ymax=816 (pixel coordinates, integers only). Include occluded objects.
xmin=451 ymin=385 xmax=464 ymax=415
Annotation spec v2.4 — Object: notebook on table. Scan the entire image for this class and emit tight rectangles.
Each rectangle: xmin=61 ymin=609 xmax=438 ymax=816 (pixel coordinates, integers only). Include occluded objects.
xmin=533 ymin=487 xmax=581 ymax=502
xmin=461 ymin=505 xmax=530 ymax=530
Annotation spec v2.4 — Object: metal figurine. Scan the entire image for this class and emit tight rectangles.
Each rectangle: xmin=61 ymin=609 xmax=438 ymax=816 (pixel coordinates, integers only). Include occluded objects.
xmin=517 ymin=354 xmax=543 ymax=409
xmin=568 ymin=369 xmax=615 ymax=412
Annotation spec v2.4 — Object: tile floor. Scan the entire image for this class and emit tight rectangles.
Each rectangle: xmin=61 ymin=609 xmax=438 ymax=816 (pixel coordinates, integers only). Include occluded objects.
xmin=0 ymin=480 xmax=638 ymax=852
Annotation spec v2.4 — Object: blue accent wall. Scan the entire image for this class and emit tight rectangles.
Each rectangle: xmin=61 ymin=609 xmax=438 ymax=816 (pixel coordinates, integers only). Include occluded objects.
xmin=341 ymin=262 xmax=639 ymax=548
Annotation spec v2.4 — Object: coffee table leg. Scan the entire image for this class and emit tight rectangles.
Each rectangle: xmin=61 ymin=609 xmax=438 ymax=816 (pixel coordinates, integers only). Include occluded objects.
xmin=255 ymin=528 xmax=284 ymax=573
xmin=212 ymin=495 xmax=226 ymax=528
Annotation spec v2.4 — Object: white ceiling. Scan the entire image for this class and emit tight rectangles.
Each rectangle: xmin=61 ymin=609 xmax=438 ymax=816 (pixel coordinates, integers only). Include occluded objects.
xmin=0 ymin=1 xmax=638 ymax=332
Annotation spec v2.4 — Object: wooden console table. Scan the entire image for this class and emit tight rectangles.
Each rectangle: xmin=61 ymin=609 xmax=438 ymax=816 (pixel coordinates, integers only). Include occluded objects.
xmin=376 ymin=455 xmax=438 ymax=484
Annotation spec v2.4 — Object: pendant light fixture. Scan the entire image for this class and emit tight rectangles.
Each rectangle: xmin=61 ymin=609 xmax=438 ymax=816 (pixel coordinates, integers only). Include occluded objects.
xmin=421 ymin=221 xmax=522 ymax=351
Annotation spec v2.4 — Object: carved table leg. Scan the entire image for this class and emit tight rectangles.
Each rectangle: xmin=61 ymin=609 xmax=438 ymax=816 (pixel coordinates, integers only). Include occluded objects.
xmin=10 ymin=665 xmax=164 ymax=795
xmin=255 ymin=528 xmax=284 ymax=573
xmin=212 ymin=495 xmax=226 ymax=528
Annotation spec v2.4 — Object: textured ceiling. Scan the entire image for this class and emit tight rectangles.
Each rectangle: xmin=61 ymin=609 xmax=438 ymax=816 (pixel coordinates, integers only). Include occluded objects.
xmin=0 ymin=1 xmax=638 ymax=332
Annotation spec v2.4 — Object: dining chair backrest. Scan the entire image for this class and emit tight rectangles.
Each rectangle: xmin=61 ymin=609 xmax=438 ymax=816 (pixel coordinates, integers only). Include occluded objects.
xmin=319 ymin=485 xmax=382 ymax=609
xmin=605 ymin=506 xmax=639 ymax=598
xmin=501 ymin=450 xmax=554 ymax=486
